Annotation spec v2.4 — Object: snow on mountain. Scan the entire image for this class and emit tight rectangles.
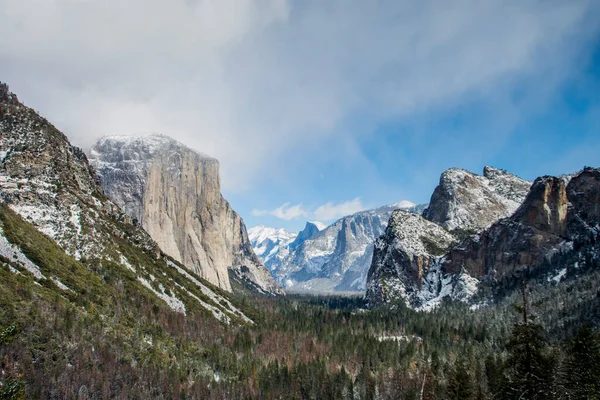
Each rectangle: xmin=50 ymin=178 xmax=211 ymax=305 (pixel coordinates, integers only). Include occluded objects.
xmin=0 ymin=82 xmax=254 ymax=322
xmin=365 ymin=210 xmax=472 ymax=309
xmin=272 ymin=202 xmax=423 ymax=293
xmin=248 ymin=226 xmax=297 ymax=269
xmin=366 ymin=166 xmax=600 ymax=311
xmin=288 ymin=221 xmax=326 ymax=251
xmin=89 ymin=134 xmax=282 ymax=295
xmin=423 ymin=166 xmax=531 ymax=232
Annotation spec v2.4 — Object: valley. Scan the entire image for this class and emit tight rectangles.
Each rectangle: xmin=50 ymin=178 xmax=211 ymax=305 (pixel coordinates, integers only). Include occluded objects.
xmin=1 ymin=81 xmax=599 ymax=399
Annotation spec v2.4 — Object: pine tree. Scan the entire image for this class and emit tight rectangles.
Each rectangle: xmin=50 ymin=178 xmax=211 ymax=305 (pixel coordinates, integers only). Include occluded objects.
xmin=447 ymin=360 xmax=473 ymax=400
xmin=563 ymin=323 xmax=600 ymax=399
xmin=502 ymin=286 xmax=557 ymax=399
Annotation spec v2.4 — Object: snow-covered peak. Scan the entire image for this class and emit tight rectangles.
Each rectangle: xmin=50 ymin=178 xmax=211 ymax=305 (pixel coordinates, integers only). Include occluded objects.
xmin=387 ymin=210 xmax=457 ymax=256
xmin=307 ymin=221 xmax=327 ymax=231
xmin=423 ymin=166 xmax=531 ymax=232
xmin=90 ymin=134 xmax=215 ymax=164
xmin=248 ymin=226 xmax=297 ymax=249
xmin=391 ymin=200 xmax=416 ymax=209
xmin=248 ymin=226 xmax=297 ymax=267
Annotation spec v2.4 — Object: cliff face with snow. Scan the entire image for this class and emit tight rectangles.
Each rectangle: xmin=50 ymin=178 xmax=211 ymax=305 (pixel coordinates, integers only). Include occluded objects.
xmin=443 ymin=168 xmax=600 ymax=281
xmin=365 ymin=211 xmax=473 ymax=309
xmin=0 ymin=82 xmax=253 ymax=322
xmin=423 ymin=166 xmax=531 ymax=233
xmin=89 ymin=135 xmax=281 ymax=294
xmin=273 ymin=203 xmax=422 ymax=293
xmin=366 ymin=166 xmax=600 ymax=310
xmin=0 ymin=83 xmax=135 ymax=259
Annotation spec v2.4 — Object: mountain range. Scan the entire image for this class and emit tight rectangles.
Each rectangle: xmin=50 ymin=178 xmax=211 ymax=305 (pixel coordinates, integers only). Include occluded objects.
xmin=250 ymin=202 xmax=425 ymax=293
xmin=366 ymin=166 xmax=600 ymax=310
xmin=2 ymin=81 xmax=600 ymax=398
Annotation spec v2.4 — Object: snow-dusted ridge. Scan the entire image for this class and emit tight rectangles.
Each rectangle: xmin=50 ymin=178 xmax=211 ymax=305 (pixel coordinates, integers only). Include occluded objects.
xmin=268 ymin=201 xmax=424 ymax=293
xmin=89 ymin=133 xmax=282 ymax=295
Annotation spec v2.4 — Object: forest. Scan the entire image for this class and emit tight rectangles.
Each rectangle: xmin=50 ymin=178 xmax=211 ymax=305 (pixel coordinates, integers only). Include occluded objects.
xmin=1 ymin=204 xmax=600 ymax=399
xmin=1 ymin=278 xmax=600 ymax=399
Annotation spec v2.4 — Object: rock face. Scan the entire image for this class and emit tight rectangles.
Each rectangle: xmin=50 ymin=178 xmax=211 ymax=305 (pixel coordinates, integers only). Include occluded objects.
xmin=289 ymin=221 xmax=326 ymax=251
xmin=274 ymin=203 xmax=422 ymax=292
xmin=0 ymin=83 xmax=255 ymax=322
xmin=423 ymin=166 xmax=531 ymax=233
xmin=89 ymin=135 xmax=281 ymax=294
xmin=0 ymin=83 xmax=138 ymax=258
xmin=443 ymin=168 xmax=600 ymax=281
xmin=365 ymin=211 xmax=474 ymax=309
xmin=366 ymin=166 xmax=600 ymax=309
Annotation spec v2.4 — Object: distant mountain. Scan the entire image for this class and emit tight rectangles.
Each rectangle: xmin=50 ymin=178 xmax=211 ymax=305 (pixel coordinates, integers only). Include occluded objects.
xmin=271 ymin=202 xmax=424 ymax=293
xmin=248 ymin=221 xmax=326 ymax=272
xmin=89 ymin=135 xmax=281 ymax=295
xmin=248 ymin=226 xmax=298 ymax=269
xmin=366 ymin=166 xmax=600 ymax=310
xmin=289 ymin=221 xmax=327 ymax=251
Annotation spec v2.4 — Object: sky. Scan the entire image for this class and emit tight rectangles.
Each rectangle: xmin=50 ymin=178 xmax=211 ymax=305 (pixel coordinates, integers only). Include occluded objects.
xmin=1 ymin=0 xmax=600 ymax=232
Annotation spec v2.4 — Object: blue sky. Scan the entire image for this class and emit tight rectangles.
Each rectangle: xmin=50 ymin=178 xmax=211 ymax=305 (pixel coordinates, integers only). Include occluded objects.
xmin=1 ymin=0 xmax=599 ymax=232
xmin=229 ymin=36 xmax=600 ymax=231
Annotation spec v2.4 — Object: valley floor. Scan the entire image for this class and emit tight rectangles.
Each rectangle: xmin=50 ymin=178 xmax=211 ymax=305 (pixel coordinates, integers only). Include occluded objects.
xmin=2 ymin=265 xmax=600 ymax=399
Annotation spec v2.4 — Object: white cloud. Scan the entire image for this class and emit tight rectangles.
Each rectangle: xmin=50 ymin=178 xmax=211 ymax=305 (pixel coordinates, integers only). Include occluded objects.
xmin=313 ymin=198 xmax=365 ymax=221
xmin=0 ymin=0 xmax=598 ymax=191
xmin=251 ymin=198 xmax=365 ymax=221
xmin=251 ymin=202 xmax=308 ymax=220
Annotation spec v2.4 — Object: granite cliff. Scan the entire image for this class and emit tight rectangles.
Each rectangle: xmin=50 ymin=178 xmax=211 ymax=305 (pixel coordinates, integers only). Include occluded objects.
xmin=89 ymin=135 xmax=281 ymax=294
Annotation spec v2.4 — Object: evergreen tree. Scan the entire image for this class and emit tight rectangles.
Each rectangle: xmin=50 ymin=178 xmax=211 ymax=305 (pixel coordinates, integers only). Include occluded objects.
xmin=563 ymin=323 xmax=600 ymax=399
xmin=501 ymin=285 xmax=557 ymax=399
xmin=447 ymin=360 xmax=473 ymax=400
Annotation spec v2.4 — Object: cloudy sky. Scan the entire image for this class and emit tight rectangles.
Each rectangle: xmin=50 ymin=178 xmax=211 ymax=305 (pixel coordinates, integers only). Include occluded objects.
xmin=2 ymin=0 xmax=600 ymax=231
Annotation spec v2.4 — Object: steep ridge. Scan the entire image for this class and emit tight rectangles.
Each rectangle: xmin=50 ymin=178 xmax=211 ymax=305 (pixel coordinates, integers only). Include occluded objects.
xmin=365 ymin=211 xmax=470 ymax=309
xmin=89 ymin=135 xmax=281 ymax=294
xmin=248 ymin=221 xmax=325 ymax=274
xmin=275 ymin=202 xmax=422 ymax=292
xmin=423 ymin=166 xmax=531 ymax=233
xmin=367 ymin=166 xmax=600 ymax=309
xmin=443 ymin=168 xmax=600 ymax=282
xmin=0 ymin=82 xmax=253 ymax=322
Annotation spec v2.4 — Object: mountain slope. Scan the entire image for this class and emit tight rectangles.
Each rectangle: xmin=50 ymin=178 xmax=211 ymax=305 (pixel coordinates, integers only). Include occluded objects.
xmin=443 ymin=168 xmax=600 ymax=283
xmin=423 ymin=166 xmax=531 ymax=233
xmin=248 ymin=226 xmax=298 ymax=270
xmin=367 ymin=166 xmax=600 ymax=309
xmin=0 ymin=82 xmax=254 ymax=321
xmin=365 ymin=211 xmax=469 ymax=309
xmin=89 ymin=135 xmax=281 ymax=295
xmin=275 ymin=203 xmax=422 ymax=292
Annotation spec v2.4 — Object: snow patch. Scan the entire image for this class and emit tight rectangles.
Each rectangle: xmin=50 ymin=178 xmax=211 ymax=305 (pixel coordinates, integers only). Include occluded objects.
xmin=0 ymin=226 xmax=43 ymax=279
xmin=138 ymin=277 xmax=186 ymax=315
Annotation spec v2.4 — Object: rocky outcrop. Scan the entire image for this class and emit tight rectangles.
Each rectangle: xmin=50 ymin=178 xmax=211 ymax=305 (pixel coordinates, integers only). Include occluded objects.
xmin=366 ymin=167 xmax=599 ymax=309
xmin=423 ymin=166 xmax=531 ymax=233
xmin=365 ymin=211 xmax=471 ymax=309
xmin=0 ymin=83 xmax=19 ymax=105
xmin=0 ymin=83 xmax=142 ymax=258
xmin=89 ymin=135 xmax=281 ymax=294
xmin=443 ymin=168 xmax=600 ymax=281
xmin=275 ymin=203 xmax=422 ymax=292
